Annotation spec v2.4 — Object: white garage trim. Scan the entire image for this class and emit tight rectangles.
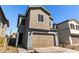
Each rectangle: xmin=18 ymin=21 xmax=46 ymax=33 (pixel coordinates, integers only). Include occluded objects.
xmin=69 ymin=36 xmax=72 ymax=45
xmin=16 ymin=32 xmax=19 ymax=47
xmin=27 ymin=31 xmax=33 ymax=49
xmin=48 ymin=32 xmax=59 ymax=46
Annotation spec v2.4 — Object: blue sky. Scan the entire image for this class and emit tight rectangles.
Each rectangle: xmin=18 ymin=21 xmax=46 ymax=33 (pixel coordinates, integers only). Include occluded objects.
xmin=1 ymin=5 xmax=79 ymax=35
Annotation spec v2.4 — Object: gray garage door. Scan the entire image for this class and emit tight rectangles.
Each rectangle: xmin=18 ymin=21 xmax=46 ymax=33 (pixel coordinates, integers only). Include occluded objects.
xmin=71 ymin=36 xmax=79 ymax=45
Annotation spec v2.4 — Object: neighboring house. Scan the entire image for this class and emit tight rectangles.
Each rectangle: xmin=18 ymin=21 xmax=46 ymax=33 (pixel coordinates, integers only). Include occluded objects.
xmin=55 ymin=19 xmax=79 ymax=46
xmin=16 ymin=6 xmax=59 ymax=49
xmin=10 ymin=33 xmax=17 ymax=39
xmin=0 ymin=6 xmax=9 ymax=38
xmin=8 ymin=33 xmax=17 ymax=46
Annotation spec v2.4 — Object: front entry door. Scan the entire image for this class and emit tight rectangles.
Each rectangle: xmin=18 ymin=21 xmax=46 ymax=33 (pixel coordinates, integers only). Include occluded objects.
xmin=18 ymin=33 xmax=23 ymax=45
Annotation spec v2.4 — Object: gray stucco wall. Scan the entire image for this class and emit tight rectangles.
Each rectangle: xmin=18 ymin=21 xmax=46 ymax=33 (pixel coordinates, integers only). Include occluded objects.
xmin=57 ymin=22 xmax=70 ymax=44
xmin=18 ymin=25 xmax=24 ymax=33
xmin=22 ymin=30 xmax=28 ymax=48
xmin=21 ymin=13 xmax=31 ymax=49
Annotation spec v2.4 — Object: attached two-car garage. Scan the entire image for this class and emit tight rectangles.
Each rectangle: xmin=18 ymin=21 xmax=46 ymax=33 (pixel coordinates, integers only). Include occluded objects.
xmin=32 ymin=32 xmax=55 ymax=48
xmin=71 ymin=36 xmax=79 ymax=46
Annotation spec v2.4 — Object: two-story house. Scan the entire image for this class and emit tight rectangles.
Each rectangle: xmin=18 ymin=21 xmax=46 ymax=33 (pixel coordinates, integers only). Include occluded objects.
xmin=16 ymin=6 xmax=59 ymax=49
xmin=0 ymin=6 xmax=9 ymax=38
xmin=0 ymin=6 xmax=9 ymax=47
xmin=56 ymin=19 xmax=79 ymax=46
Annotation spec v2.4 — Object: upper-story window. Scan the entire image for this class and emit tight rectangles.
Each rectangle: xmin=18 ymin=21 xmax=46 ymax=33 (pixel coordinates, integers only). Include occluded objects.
xmin=49 ymin=21 xmax=51 ymax=26
xmin=70 ymin=24 xmax=75 ymax=29
xmin=38 ymin=14 xmax=43 ymax=22
xmin=53 ymin=25 xmax=57 ymax=29
xmin=76 ymin=25 xmax=79 ymax=30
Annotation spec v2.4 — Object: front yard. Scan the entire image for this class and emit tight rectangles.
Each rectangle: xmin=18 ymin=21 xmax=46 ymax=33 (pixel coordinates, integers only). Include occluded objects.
xmin=65 ymin=45 xmax=79 ymax=51
xmin=59 ymin=44 xmax=79 ymax=51
xmin=0 ymin=46 xmax=19 ymax=53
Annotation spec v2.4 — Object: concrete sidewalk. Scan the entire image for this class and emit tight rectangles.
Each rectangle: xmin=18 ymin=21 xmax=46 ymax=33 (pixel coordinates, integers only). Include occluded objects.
xmin=18 ymin=48 xmax=28 ymax=53
xmin=18 ymin=46 xmax=79 ymax=53
xmin=33 ymin=47 xmax=79 ymax=53
xmin=18 ymin=47 xmax=34 ymax=53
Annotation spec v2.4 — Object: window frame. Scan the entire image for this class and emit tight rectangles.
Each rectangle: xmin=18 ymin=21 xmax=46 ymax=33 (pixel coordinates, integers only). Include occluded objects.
xmin=38 ymin=14 xmax=44 ymax=22
xmin=76 ymin=25 xmax=79 ymax=30
xmin=70 ymin=24 xmax=75 ymax=29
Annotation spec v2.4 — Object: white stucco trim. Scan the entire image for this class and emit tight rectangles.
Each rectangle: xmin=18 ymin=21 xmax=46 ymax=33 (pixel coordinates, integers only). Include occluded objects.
xmin=69 ymin=36 xmax=72 ymax=45
xmin=18 ymin=17 xmax=22 ymax=27
xmin=48 ymin=32 xmax=58 ymax=34
xmin=16 ymin=32 xmax=19 ymax=47
xmin=55 ymin=34 xmax=59 ymax=46
xmin=27 ymin=31 xmax=32 ymax=49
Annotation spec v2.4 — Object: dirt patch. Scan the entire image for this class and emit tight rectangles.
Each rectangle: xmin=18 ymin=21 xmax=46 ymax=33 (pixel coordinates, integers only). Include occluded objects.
xmin=0 ymin=46 xmax=19 ymax=53
xmin=59 ymin=44 xmax=79 ymax=51
xmin=65 ymin=45 xmax=79 ymax=51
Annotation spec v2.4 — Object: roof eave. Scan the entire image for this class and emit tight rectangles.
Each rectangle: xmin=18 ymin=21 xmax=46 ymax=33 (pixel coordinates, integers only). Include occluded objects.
xmin=25 ymin=6 xmax=51 ymax=16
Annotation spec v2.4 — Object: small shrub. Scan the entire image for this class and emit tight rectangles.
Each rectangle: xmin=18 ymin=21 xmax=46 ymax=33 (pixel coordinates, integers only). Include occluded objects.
xmin=59 ymin=44 xmax=69 ymax=48
xmin=0 ymin=37 xmax=5 ymax=47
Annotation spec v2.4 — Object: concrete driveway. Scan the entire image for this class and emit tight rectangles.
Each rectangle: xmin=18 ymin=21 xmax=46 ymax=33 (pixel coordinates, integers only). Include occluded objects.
xmin=33 ymin=47 xmax=79 ymax=53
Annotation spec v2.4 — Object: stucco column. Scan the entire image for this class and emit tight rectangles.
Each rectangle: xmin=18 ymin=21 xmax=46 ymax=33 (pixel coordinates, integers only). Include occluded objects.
xmin=16 ymin=32 xmax=19 ymax=47
xmin=27 ymin=31 xmax=32 ymax=49
xmin=55 ymin=34 xmax=59 ymax=46
xmin=69 ymin=36 xmax=72 ymax=45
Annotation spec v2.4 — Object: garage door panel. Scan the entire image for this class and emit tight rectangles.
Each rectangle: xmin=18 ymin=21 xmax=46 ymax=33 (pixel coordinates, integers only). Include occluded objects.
xmin=71 ymin=36 xmax=79 ymax=45
xmin=32 ymin=35 xmax=38 ymax=48
xmin=32 ymin=33 xmax=54 ymax=48
xmin=39 ymin=37 xmax=45 ymax=48
xmin=32 ymin=39 xmax=38 ymax=48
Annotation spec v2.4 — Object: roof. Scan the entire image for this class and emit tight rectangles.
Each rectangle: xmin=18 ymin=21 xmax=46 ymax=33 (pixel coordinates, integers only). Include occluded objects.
xmin=57 ymin=19 xmax=79 ymax=25
xmin=4 ymin=19 xmax=9 ymax=27
xmin=49 ymin=16 xmax=53 ymax=20
xmin=25 ymin=5 xmax=51 ymax=16
xmin=0 ymin=6 xmax=9 ymax=27
xmin=12 ymin=33 xmax=17 ymax=35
